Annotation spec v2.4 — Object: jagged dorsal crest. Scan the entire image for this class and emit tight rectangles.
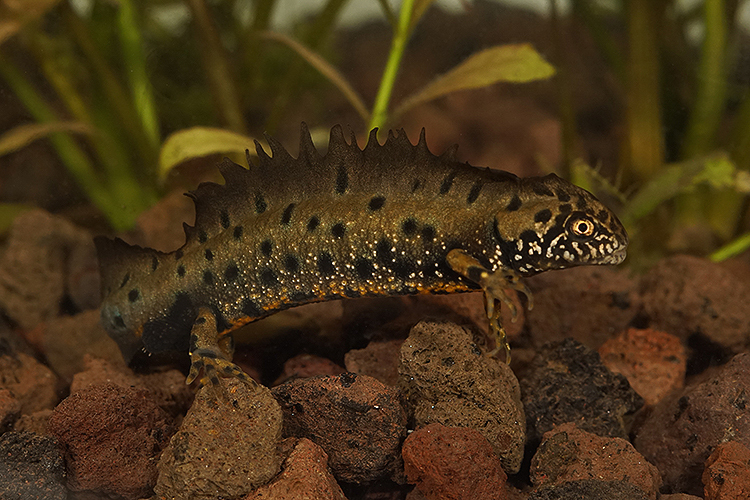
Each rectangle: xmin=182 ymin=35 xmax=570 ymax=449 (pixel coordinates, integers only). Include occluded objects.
xmin=174 ymin=123 xmax=466 ymax=249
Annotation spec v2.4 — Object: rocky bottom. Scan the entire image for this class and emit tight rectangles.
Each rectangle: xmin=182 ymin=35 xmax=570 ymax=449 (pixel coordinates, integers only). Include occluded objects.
xmin=1 ymin=211 xmax=750 ymax=500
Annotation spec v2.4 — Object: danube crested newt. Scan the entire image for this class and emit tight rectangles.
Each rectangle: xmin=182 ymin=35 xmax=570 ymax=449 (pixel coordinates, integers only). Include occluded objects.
xmin=95 ymin=124 xmax=628 ymax=391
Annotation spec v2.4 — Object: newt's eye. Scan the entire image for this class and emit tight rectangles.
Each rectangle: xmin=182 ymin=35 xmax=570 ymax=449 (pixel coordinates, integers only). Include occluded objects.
xmin=567 ymin=215 xmax=596 ymax=239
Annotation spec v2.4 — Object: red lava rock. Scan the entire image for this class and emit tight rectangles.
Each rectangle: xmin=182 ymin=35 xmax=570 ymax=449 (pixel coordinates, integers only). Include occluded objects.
xmin=702 ymin=441 xmax=750 ymax=500
xmin=659 ymin=495 xmax=704 ymax=500
xmin=530 ymin=422 xmax=661 ymax=499
xmin=402 ymin=423 xmax=508 ymax=500
xmin=634 ymin=352 xmax=750 ymax=495
xmin=36 ymin=310 xmax=126 ymax=382
xmin=0 ymin=350 xmax=58 ymax=414
xmin=0 ymin=209 xmax=94 ymax=330
xmin=155 ymin=380 xmax=283 ymax=500
xmin=275 ymin=353 xmax=346 ymax=383
xmin=640 ymin=255 xmax=750 ymax=356
xmin=525 ymin=266 xmax=640 ymax=350
xmin=399 ymin=320 xmax=526 ymax=474
xmin=527 ymin=479 xmax=651 ymax=500
xmin=598 ymin=328 xmax=686 ymax=406
xmin=0 ymin=388 xmax=21 ymax=431
xmin=71 ymin=356 xmax=193 ymax=417
xmin=245 ymin=438 xmax=347 ymax=500
xmin=344 ymin=339 xmax=403 ymax=386
xmin=519 ymin=338 xmax=643 ymax=448
xmin=0 ymin=431 xmax=66 ymax=500
xmin=47 ymin=382 xmax=173 ymax=499
xmin=272 ymin=372 xmax=406 ymax=483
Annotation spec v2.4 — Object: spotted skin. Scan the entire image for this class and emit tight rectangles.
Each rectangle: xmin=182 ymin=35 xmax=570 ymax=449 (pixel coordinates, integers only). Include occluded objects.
xmin=95 ymin=124 xmax=628 ymax=389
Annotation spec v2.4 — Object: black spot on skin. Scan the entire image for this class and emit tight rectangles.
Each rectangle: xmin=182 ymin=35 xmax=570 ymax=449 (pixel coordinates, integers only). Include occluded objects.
xmin=260 ymin=268 xmax=278 ymax=287
xmin=175 ymin=249 xmax=184 ymax=260
xmin=241 ymin=298 xmax=262 ymax=317
xmin=260 ymin=240 xmax=273 ymax=256
xmin=576 ymin=197 xmax=588 ymax=209
xmin=596 ymin=209 xmax=609 ymax=222
xmin=391 ymin=259 xmax=411 ymax=280
xmin=531 ymin=184 xmax=555 ymax=197
xmin=368 ymin=196 xmax=386 ymax=211
xmin=559 ymin=204 xmax=572 ymax=214
xmin=335 ymin=166 xmax=348 ymax=194
xmin=318 ymin=252 xmax=336 ymax=275
xmin=205 ymin=249 xmax=213 ymax=261
xmin=220 ymin=210 xmax=230 ymax=229
xmin=151 ymin=256 xmax=159 ymax=271
xmin=411 ymin=179 xmax=422 ymax=192
xmin=194 ymin=316 xmax=206 ymax=325
xmin=343 ymin=288 xmax=360 ymax=298
xmin=141 ymin=293 xmax=195 ymax=353
xmin=421 ymin=225 xmax=435 ymax=243
xmin=402 ymin=218 xmax=418 ymax=236
xmin=534 ymin=209 xmax=552 ymax=224
xmin=113 ymin=314 xmax=126 ymax=329
xmin=332 ymin=223 xmax=346 ymax=238
xmin=307 ymin=216 xmax=319 ymax=232
xmin=289 ymin=290 xmax=316 ymax=303
xmin=557 ymin=191 xmax=571 ymax=202
xmin=467 ymin=182 xmax=483 ymax=204
xmin=281 ymin=203 xmax=295 ymax=225
xmin=198 ymin=231 xmax=208 ymax=244
xmin=507 ymin=196 xmax=522 ymax=211
xmin=354 ymin=258 xmax=375 ymax=280
xmin=212 ymin=307 xmax=232 ymax=333
xmin=375 ymin=238 xmax=394 ymax=264
xmin=177 ymin=265 xmax=186 ymax=277
xmin=467 ymin=267 xmax=484 ymax=283
xmin=255 ymin=194 xmax=267 ymax=213
xmin=224 ymin=263 xmax=239 ymax=282
xmin=128 ymin=289 xmax=140 ymax=302
xmin=203 ymin=270 xmax=215 ymax=285
xmin=439 ymin=172 xmax=458 ymax=194
xmin=120 ymin=273 xmax=130 ymax=289
xmin=284 ymin=254 xmax=299 ymax=273
xmin=520 ymin=229 xmax=539 ymax=243
xmin=233 ymin=226 xmax=243 ymax=240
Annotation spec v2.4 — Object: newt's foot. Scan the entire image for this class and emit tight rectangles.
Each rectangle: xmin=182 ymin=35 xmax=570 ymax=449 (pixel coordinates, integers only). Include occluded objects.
xmin=186 ymin=308 xmax=258 ymax=401
xmin=446 ymin=249 xmax=534 ymax=364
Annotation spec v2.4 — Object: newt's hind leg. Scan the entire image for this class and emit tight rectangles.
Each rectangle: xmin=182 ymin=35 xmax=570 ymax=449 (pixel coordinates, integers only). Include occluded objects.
xmin=186 ymin=307 xmax=257 ymax=399
xmin=446 ymin=249 xmax=533 ymax=364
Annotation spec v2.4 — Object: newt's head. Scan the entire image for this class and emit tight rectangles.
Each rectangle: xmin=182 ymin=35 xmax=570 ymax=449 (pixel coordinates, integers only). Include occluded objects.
xmin=492 ymin=173 xmax=628 ymax=275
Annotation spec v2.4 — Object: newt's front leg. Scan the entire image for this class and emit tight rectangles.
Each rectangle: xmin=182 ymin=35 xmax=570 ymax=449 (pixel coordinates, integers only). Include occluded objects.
xmin=446 ymin=249 xmax=533 ymax=363
xmin=186 ymin=307 xmax=257 ymax=399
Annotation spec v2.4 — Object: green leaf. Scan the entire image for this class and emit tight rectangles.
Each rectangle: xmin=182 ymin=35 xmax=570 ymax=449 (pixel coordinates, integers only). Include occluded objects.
xmin=394 ymin=44 xmax=555 ymax=119
xmin=159 ymin=127 xmax=257 ymax=180
xmin=0 ymin=121 xmax=91 ymax=156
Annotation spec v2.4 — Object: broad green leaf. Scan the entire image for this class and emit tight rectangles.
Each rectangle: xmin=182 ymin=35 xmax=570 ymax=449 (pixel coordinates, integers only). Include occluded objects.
xmin=0 ymin=121 xmax=90 ymax=156
xmin=395 ymin=44 xmax=555 ymax=119
xmin=159 ymin=127 xmax=257 ymax=180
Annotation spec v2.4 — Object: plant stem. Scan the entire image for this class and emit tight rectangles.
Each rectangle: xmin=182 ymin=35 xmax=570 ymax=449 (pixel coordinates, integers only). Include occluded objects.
xmin=369 ymin=0 xmax=416 ymax=132
xmin=624 ymin=0 xmax=664 ymax=183
xmin=682 ymin=0 xmax=727 ymax=159
xmin=117 ymin=0 xmax=161 ymax=149
xmin=187 ymin=0 xmax=248 ymax=134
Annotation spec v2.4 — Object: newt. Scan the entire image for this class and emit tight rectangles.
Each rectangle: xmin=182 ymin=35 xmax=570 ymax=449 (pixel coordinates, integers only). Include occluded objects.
xmin=95 ymin=124 xmax=628 ymax=390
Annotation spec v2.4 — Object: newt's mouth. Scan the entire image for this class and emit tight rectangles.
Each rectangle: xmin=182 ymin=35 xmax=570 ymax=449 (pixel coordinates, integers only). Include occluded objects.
xmin=605 ymin=246 xmax=627 ymax=265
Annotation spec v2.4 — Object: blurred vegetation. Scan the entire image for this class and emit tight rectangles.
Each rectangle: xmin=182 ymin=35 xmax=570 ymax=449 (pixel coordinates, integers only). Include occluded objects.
xmin=0 ymin=0 xmax=749 ymax=265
